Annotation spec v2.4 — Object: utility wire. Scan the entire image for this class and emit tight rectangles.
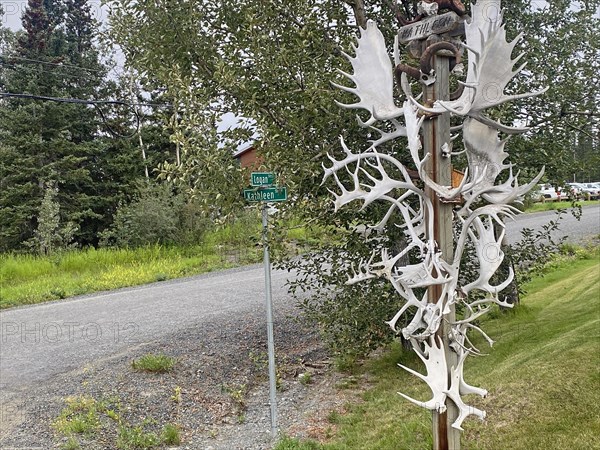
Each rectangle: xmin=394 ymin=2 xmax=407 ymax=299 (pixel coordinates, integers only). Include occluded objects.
xmin=0 ymin=92 xmax=170 ymax=109
xmin=0 ymin=92 xmax=172 ymax=139
xmin=0 ymin=54 xmax=128 ymax=83
xmin=0 ymin=54 xmax=106 ymax=73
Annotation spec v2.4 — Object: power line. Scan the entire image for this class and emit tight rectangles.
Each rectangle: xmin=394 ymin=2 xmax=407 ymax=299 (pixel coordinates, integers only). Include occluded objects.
xmin=0 ymin=54 xmax=126 ymax=83
xmin=0 ymin=92 xmax=172 ymax=139
xmin=0 ymin=54 xmax=106 ymax=73
xmin=0 ymin=92 xmax=171 ymax=109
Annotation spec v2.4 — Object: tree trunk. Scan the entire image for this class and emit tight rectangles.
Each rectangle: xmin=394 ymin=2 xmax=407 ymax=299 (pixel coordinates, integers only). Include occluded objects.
xmin=346 ymin=0 xmax=368 ymax=28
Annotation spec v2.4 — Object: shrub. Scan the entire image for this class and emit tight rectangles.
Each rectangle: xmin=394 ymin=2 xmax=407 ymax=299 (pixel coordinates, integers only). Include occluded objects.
xmin=100 ymin=182 xmax=216 ymax=248
xmin=24 ymin=183 xmax=78 ymax=255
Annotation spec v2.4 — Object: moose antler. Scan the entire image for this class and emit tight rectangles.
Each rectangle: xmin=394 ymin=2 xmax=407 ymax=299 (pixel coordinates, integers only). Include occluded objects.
xmin=410 ymin=0 xmax=548 ymax=133
xmin=332 ymin=21 xmax=405 ymax=124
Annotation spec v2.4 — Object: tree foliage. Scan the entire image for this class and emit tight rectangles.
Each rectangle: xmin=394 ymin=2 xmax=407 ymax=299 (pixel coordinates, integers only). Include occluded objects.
xmin=107 ymin=0 xmax=599 ymax=355
xmin=501 ymin=1 xmax=600 ymax=183
xmin=25 ymin=182 xmax=77 ymax=255
xmin=99 ymin=181 xmax=211 ymax=248
xmin=0 ymin=0 xmax=146 ymax=251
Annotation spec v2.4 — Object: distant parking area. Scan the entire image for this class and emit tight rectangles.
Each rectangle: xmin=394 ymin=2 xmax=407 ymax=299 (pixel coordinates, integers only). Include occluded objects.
xmin=532 ymin=182 xmax=600 ymax=202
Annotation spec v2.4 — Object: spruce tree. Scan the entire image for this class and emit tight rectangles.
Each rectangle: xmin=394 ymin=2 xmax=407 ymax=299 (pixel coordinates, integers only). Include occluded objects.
xmin=0 ymin=0 xmax=143 ymax=251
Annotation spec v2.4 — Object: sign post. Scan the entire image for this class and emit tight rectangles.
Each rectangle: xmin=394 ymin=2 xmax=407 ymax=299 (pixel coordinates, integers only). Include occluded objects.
xmin=244 ymin=172 xmax=287 ymax=439
xmin=421 ymin=41 xmax=461 ymax=450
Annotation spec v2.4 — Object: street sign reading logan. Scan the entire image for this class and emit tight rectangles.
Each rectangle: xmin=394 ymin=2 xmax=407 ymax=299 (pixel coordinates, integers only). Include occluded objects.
xmin=251 ymin=172 xmax=276 ymax=187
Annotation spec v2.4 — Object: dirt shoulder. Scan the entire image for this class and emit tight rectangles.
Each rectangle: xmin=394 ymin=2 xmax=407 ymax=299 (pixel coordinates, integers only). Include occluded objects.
xmin=0 ymin=302 xmax=360 ymax=449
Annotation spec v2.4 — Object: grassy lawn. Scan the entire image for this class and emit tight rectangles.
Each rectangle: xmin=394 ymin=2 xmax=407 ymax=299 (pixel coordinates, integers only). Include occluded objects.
xmin=523 ymin=199 xmax=599 ymax=213
xmin=277 ymin=251 xmax=600 ymax=449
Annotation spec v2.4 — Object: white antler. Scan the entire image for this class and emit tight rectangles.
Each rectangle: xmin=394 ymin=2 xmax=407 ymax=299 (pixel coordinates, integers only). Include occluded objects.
xmin=325 ymin=8 xmax=545 ymax=432
xmin=397 ymin=336 xmax=448 ymax=413
xmin=410 ymin=1 xmax=547 ymax=133
xmin=332 ymin=20 xmax=404 ymax=124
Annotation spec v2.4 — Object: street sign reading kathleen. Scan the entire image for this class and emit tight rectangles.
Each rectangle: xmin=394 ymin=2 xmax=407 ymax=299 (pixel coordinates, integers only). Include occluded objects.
xmin=244 ymin=187 xmax=287 ymax=202
xmin=251 ymin=172 xmax=276 ymax=187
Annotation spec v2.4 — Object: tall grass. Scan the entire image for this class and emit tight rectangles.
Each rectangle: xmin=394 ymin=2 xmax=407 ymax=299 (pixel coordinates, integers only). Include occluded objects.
xmin=0 ymin=210 xmax=333 ymax=309
xmin=0 ymin=216 xmax=264 ymax=309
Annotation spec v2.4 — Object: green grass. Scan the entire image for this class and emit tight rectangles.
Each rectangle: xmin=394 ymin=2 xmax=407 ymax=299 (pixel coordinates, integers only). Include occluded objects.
xmin=524 ymin=199 xmax=598 ymax=213
xmin=116 ymin=423 xmax=160 ymax=449
xmin=160 ymin=423 xmax=181 ymax=445
xmin=0 ymin=240 xmax=261 ymax=309
xmin=54 ymin=394 xmax=180 ymax=449
xmin=276 ymin=251 xmax=600 ymax=449
xmin=131 ymin=353 xmax=176 ymax=373
xmin=0 ymin=212 xmax=334 ymax=309
xmin=53 ymin=395 xmax=104 ymax=437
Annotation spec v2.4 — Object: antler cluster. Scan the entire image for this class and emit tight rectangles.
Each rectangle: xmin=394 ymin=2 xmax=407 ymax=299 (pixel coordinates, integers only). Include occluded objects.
xmin=325 ymin=0 xmax=545 ymax=430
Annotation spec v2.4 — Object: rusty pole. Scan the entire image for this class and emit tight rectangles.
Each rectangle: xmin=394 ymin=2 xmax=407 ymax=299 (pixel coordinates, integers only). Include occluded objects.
xmin=422 ymin=41 xmax=460 ymax=450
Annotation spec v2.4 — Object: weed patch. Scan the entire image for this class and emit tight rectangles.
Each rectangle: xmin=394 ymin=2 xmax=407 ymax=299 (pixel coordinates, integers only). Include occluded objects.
xmin=131 ymin=353 xmax=175 ymax=373
xmin=54 ymin=393 xmax=182 ymax=449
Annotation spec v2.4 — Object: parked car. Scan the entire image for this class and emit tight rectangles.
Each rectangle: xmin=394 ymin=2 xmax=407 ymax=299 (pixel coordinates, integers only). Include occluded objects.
xmin=567 ymin=183 xmax=585 ymax=199
xmin=534 ymin=184 xmax=560 ymax=202
xmin=580 ymin=183 xmax=600 ymax=199
xmin=570 ymin=182 xmax=600 ymax=199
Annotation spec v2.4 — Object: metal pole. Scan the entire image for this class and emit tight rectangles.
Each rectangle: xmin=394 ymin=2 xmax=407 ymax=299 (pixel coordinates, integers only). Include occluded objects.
xmin=262 ymin=203 xmax=278 ymax=438
xmin=422 ymin=45 xmax=460 ymax=450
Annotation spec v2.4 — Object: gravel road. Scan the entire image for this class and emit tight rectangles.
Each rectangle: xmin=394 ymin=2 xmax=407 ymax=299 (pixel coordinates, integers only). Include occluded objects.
xmin=0 ymin=265 xmax=344 ymax=449
xmin=0 ymin=204 xmax=598 ymax=449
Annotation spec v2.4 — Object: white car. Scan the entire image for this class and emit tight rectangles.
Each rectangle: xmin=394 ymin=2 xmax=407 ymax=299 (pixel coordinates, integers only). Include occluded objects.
xmin=535 ymin=184 xmax=560 ymax=202
xmin=567 ymin=183 xmax=584 ymax=199
xmin=570 ymin=182 xmax=600 ymax=199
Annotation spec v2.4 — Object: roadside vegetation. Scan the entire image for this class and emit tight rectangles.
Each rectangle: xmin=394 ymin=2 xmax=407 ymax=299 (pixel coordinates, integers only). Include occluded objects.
xmin=275 ymin=248 xmax=600 ymax=449
xmin=0 ymin=231 xmax=260 ymax=309
xmin=53 ymin=394 xmax=181 ymax=450
xmin=523 ymin=199 xmax=599 ymax=213
xmin=131 ymin=354 xmax=176 ymax=373
xmin=0 ymin=189 xmax=328 ymax=309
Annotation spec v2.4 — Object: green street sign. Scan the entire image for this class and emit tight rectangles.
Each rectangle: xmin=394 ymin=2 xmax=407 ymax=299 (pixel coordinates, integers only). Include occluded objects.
xmin=244 ymin=187 xmax=287 ymax=202
xmin=251 ymin=172 xmax=276 ymax=187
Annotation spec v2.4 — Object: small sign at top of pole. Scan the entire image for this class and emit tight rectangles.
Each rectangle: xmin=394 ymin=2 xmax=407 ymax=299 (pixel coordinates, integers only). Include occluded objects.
xmin=398 ymin=11 xmax=463 ymax=43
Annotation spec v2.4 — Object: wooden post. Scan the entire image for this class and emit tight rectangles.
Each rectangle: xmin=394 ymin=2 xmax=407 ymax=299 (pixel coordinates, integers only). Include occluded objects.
xmin=422 ymin=42 xmax=461 ymax=450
